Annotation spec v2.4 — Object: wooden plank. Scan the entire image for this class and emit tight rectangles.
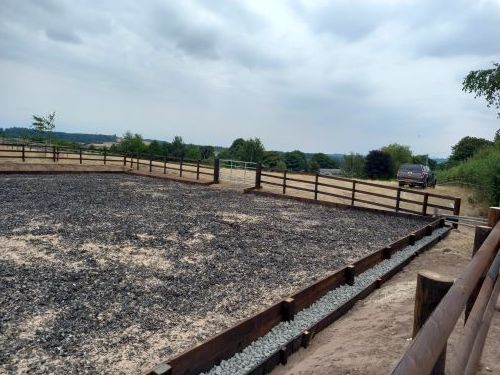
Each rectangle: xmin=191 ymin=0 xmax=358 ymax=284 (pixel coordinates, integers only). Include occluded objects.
xmin=353 ymin=250 xmax=384 ymax=275
xmin=316 ymin=181 xmax=353 ymax=192
xmin=163 ymin=302 xmax=284 ymax=375
xmin=355 ymin=188 xmax=397 ymax=201
xmin=353 ymin=197 xmax=396 ymax=210
xmin=291 ymin=270 xmax=346 ymax=312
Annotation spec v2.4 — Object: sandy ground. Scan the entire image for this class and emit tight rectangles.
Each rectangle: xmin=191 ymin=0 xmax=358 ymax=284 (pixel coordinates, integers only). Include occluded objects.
xmin=272 ymin=226 xmax=499 ymax=375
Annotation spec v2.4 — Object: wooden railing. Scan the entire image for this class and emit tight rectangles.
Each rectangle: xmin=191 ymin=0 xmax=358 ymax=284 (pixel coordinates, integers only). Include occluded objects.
xmin=255 ymin=166 xmax=461 ymax=217
xmin=0 ymin=142 xmax=219 ymax=183
xmin=392 ymin=207 xmax=500 ymax=375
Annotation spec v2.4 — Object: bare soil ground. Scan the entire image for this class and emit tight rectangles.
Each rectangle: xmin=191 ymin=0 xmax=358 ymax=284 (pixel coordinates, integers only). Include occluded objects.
xmin=0 ymin=174 xmax=431 ymax=375
xmin=272 ymin=226 xmax=500 ymax=375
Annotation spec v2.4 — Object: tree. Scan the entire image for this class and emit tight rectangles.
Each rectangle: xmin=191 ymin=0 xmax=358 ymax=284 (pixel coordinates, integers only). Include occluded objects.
xmin=412 ymin=154 xmax=437 ymax=170
xmin=31 ymin=111 xmax=56 ymax=141
xmin=239 ymin=138 xmax=265 ymax=162
xmin=364 ymin=150 xmax=392 ymax=179
xmin=381 ymin=143 xmax=413 ymax=176
xmin=284 ymin=150 xmax=308 ymax=171
xmin=184 ymin=145 xmax=201 ymax=160
xmin=118 ymin=131 xmax=146 ymax=154
xmin=263 ymin=151 xmax=286 ymax=170
xmin=310 ymin=153 xmax=338 ymax=169
xmin=148 ymin=140 xmax=162 ymax=156
xmin=200 ymin=145 xmax=215 ymax=160
xmin=463 ymin=62 xmax=500 ymax=117
xmin=170 ymin=136 xmax=186 ymax=158
xmin=341 ymin=153 xmax=365 ymax=178
xmin=495 ymin=128 xmax=500 ymax=143
xmin=449 ymin=136 xmax=493 ymax=163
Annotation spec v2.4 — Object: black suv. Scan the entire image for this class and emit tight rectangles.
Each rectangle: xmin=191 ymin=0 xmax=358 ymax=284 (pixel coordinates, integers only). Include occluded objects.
xmin=396 ymin=164 xmax=436 ymax=188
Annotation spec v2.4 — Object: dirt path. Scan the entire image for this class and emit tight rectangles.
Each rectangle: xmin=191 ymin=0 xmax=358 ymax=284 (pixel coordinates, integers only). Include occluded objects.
xmin=272 ymin=226 xmax=500 ymax=375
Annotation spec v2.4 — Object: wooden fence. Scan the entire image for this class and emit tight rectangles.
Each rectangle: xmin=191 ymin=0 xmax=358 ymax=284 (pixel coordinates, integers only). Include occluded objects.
xmin=392 ymin=207 xmax=500 ymax=375
xmin=254 ymin=165 xmax=461 ymax=218
xmin=0 ymin=143 xmax=219 ymax=183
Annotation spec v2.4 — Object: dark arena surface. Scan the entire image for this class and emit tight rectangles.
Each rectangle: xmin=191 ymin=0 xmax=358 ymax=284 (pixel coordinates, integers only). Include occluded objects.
xmin=0 ymin=174 xmax=432 ymax=374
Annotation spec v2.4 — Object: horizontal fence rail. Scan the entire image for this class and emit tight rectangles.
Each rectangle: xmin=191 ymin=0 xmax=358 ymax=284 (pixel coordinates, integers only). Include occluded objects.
xmin=0 ymin=142 xmax=219 ymax=183
xmin=392 ymin=207 xmax=500 ymax=375
xmin=255 ymin=165 xmax=461 ymax=219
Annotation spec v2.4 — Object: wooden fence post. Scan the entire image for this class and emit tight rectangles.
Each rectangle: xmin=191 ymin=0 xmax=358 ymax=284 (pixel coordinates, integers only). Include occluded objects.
xmin=163 ymin=156 xmax=167 ymax=174
xmin=413 ymin=271 xmax=454 ymax=375
xmin=465 ymin=225 xmax=492 ymax=322
xmin=422 ymin=193 xmax=429 ymax=216
xmin=213 ymin=158 xmax=220 ymax=184
xmin=54 ymin=146 xmax=57 ymax=163
xmin=396 ymin=188 xmax=401 ymax=212
xmin=254 ymin=162 xmax=261 ymax=188
xmin=22 ymin=144 xmax=25 ymax=162
xmin=196 ymin=160 xmax=200 ymax=180
xmin=282 ymin=298 xmax=297 ymax=322
xmin=487 ymin=207 xmax=500 ymax=227
xmin=282 ymin=170 xmax=287 ymax=194
xmin=137 ymin=153 xmax=140 ymax=170
xmin=179 ymin=158 xmax=183 ymax=177
xmin=79 ymin=148 xmax=82 ymax=164
xmin=351 ymin=181 xmax=356 ymax=207
xmin=452 ymin=198 xmax=462 ymax=228
xmin=123 ymin=154 xmax=127 ymax=166
xmin=104 ymin=149 xmax=107 ymax=165
xmin=149 ymin=155 xmax=153 ymax=173
xmin=345 ymin=265 xmax=355 ymax=286
xmin=130 ymin=154 xmax=133 ymax=168
xmin=314 ymin=173 xmax=319 ymax=200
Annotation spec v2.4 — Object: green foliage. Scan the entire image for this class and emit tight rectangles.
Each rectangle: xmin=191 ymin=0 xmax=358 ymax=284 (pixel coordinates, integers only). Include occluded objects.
xmin=381 ymin=143 xmax=412 ymax=176
xmin=412 ymin=154 xmax=437 ymax=170
xmin=117 ymin=131 xmax=147 ymax=154
xmin=263 ymin=151 xmax=286 ymax=170
xmin=169 ymin=136 xmax=186 ymax=158
xmin=284 ymin=150 xmax=308 ymax=171
xmin=200 ymin=146 xmax=215 ymax=160
xmin=463 ymin=62 xmax=500 ymax=117
xmin=220 ymin=138 xmax=265 ymax=162
xmin=495 ymin=128 xmax=500 ymax=143
xmin=341 ymin=153 xmax=365 ymax=178
xmin=438 ymin=143 xmax=500 ymax=205
xmin=310 ymin=153 xmax=338 ymax=169
xmin=364 ymin=150 xmax=392 ymax=179
xmin=3 ymin=127 xmax=117 ymax=144
xmin=184 ymin=145 xmax=201 ymax=160
xmin=31 ymin=112 xmax=56 ymax=141
xmin=449 ymin=136 xmax=493 ymax=163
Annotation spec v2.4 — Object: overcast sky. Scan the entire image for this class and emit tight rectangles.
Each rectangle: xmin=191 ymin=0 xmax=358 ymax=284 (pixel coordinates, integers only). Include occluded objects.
xmin=1 ymin=0 xmax=499 ymax=156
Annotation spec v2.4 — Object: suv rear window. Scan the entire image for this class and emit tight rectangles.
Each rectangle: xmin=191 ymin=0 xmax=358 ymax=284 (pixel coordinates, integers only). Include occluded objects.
xmin=400 ymin=165 xmax=423 ymax=172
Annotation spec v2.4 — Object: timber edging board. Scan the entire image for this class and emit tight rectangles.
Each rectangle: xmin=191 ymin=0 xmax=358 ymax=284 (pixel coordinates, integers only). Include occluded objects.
xmin=146 ymin=218 xmax=448 ymax=375
xmin=126 ymin=170 xmax=215 ymax=186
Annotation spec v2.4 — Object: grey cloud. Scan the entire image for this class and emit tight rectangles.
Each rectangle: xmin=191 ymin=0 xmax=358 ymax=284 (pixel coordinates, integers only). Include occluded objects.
xmin=45 ymin=28 xmax=82 ymax=44
xmin=414 ymin=2 xmax=500 ymax=57
xmin=294 ymin=0 xmax=395 ymax=41
xmin=149 ymin=1 xmax=283 ymax=69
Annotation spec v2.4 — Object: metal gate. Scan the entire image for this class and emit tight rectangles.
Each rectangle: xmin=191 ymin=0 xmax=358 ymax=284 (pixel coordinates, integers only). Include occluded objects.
xmin=219 ymin=159 xmax=257 ymax=186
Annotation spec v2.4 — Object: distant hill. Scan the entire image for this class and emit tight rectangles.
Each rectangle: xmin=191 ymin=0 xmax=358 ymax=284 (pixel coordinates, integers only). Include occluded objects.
xmin=0 ymin=127 xmax=117 ymax=144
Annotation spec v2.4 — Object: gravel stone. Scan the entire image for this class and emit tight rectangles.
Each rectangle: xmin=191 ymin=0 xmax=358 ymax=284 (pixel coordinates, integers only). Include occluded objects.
xmin=0 ymin=174 xmax=432 ymax=374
